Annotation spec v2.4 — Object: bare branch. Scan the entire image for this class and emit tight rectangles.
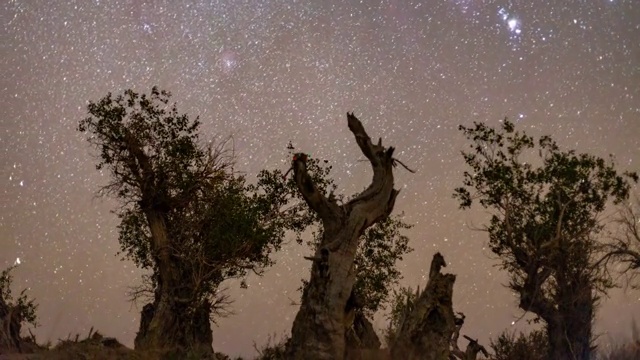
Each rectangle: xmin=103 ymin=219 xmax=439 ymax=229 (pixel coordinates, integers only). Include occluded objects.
xmin=346 ymin=113 xmax=397 ymax=208
xmin=392 ymin=158 xmax=416 ymax=173
xmin=292 ymin=153 xmax=341 ymax=224
xmin=597 ymin=194 xmax=640 ymax=287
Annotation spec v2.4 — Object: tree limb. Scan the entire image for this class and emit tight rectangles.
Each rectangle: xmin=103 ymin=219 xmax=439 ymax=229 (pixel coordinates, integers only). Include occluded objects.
xmin=346 ymin=113 xmax=397 ymax=208
xmin=292 ymin=153 xmax=341 ymax=224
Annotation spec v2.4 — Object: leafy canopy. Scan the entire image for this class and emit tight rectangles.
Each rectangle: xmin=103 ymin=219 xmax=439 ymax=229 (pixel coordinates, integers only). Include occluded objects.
xmin=1 ymin=265 xmax=38 ymax=328
xmin=78 ymin=87 xmax=310 ymax=312
xmin=454 ymin=118 xmax=637 ymax=315
xmin=79 ymin=87 xmax=413 ymax=321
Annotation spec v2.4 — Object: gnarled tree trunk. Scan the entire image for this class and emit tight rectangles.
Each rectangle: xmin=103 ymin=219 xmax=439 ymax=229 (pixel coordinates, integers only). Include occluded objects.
xmin=391 ymin=253 xmax=456 ymax=360
xmin=135 ymin=291 xmax=213 ymax=355
xmin=286 ymin=113 xmax=399 ymax=360
xmin=545 ymin=279 xmax=594 ymax=360
xmin=0 ymin=295 xmax=23 ymax=354
xmin=519 ymin=254 xmax=595 ymax=360
xmin=133 ymin=210 xmax=214 ymax=355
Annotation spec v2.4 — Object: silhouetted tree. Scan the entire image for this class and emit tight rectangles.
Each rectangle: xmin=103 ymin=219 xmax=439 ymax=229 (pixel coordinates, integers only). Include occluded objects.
xmin=0 ymin=265 xmax=38 ymax=353
xmin=78 ymin=87 xmax=311 ymax=354
xmin=285 ymin=113 xmax=400 ymax=359
xmin=454 ymin=119 xmax=637 ymax=360
xmin=262 ymin=142 xmax=413 ymax=352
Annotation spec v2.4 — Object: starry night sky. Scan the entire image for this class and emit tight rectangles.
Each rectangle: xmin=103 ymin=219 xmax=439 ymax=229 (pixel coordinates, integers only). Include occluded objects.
xmin=2 ymin=0 xmax=639 ymax=357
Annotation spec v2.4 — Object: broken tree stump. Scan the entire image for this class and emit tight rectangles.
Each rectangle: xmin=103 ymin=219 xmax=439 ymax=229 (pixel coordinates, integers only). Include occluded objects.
xmin=391 ymin=252 xmax=457 ymax=360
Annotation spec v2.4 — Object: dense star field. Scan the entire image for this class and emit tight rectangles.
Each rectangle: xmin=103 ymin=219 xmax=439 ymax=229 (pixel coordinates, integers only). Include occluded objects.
xmin=2 ymin=0 xmax=639 ymax=357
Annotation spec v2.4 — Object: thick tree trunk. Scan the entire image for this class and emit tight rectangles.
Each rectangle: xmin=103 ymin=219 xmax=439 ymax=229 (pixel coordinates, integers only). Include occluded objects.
xmin=519 ymin=263 xmax=595 ymax=360
xmin=391 ymin=253 xmax=457 ymax=360
xmin=546 ymin=285 xmax=593 ymax=360
xmin=135 ymin=292 xmax=213 ymax=355
xmin=0 ymin=295 xmax=23 ymax=353
xmin=134 ymin=210 xmax=214 ymax=356
xmin=286 ymin=113 xmax=399 ymax=360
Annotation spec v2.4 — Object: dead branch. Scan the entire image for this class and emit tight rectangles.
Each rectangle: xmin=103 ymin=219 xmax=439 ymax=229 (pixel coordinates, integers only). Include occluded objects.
xmin=596 ymin=194 xmax=640 ymax=287
xmin=392 ymin=158 xmax=416 ymax=173
xmin=292 ymin=152 xmax=342 ymax=224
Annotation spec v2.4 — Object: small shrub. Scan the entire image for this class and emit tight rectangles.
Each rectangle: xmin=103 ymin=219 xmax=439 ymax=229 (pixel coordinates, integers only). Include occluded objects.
xmin=0 ymin=264 xmax=38 ymax=327
xmin=490 ymin=329 xmax=548 ymax=360
xmin=253 ymin=333 xmax=288 ymax=360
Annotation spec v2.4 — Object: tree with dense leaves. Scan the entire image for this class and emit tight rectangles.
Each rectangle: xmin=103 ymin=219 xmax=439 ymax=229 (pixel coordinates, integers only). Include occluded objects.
xmin=284 ymin=113 xmax=401 ymax=360
xmin=78 ymin=87 xmax=310 ymax=355
xmin=454 ymin=119 xmax=638 ymax=360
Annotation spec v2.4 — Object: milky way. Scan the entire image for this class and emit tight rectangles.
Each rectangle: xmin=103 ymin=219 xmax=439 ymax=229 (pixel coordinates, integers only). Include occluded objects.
xmin=2 ymin=0 xmax=639 ymax=357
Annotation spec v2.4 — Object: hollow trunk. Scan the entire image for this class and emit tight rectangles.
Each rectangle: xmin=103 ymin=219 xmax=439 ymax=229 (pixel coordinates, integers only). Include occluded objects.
xmin=519 ymin=248 xmax=596 ymax=360
xmin=286 ymin=113 xmax=399 ymax=360
xmin=391 ymin=253 xmax=457 ymax=360
xmin=346 ymin=312 xmax=381 ymax=350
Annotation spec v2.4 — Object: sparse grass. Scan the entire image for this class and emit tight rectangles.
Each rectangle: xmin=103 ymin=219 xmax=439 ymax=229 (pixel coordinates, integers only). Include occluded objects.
xmin=597 ymin=341 xmax=640 ymax=360
xmin=596 ymin=320 xmax=640 ymax=360
xmin=2 ymin=322 xmax=640 ymax=360
xmin=252 ymin=333 xmax=288 ymax=360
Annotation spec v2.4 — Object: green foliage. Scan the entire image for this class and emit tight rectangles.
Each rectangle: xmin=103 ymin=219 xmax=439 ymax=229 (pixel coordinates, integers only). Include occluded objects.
xmin=0 ymin=265 xmax=38 ymax=328
xmin=454 ymin=120 xmax=637 ymax=260
xmin=78 ymin=88 xmax=312 ymax=318
xmin=490 ymin=330 xmax=548 ymax=360
xmin=257 ymin=142 xmax=413 ymax=318
xmin=454 ymin=118 xmax=637 ymax=297
xmin=382 ymin=286 xmax=417 ymax=346
xmin=247 ymin=142 xmax=336 ymax=246
xmin=454 ymin=118 xmax=637 ymax=357
xmin=353 ymin=215 xmax=413 ymax=317
xmin=78 ymin=87 xmax=201 ymax=204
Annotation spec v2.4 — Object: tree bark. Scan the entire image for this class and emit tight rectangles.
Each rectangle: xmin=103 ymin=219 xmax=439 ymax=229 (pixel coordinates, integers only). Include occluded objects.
xmin=133 ymin=210 xmax=214 ymax=355
xmin=121 ymin=131 xmax=216 ymax=355
xmin=0 ymin=295 xmax=23 ymax=353
xmin=286 ymin=113 xmax=399 ymax=360
xmin=391 ymin=253 xmax=457 ymax=360
xmin=135 ymin=293 xmax=213 ymax=355
xmin=519 ymin=263 xmax=594 ymax=360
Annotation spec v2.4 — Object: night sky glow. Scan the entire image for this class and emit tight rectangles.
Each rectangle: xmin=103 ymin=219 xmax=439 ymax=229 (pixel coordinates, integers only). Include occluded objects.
xmin=2 ymin=0 xmax=639 ymax=357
